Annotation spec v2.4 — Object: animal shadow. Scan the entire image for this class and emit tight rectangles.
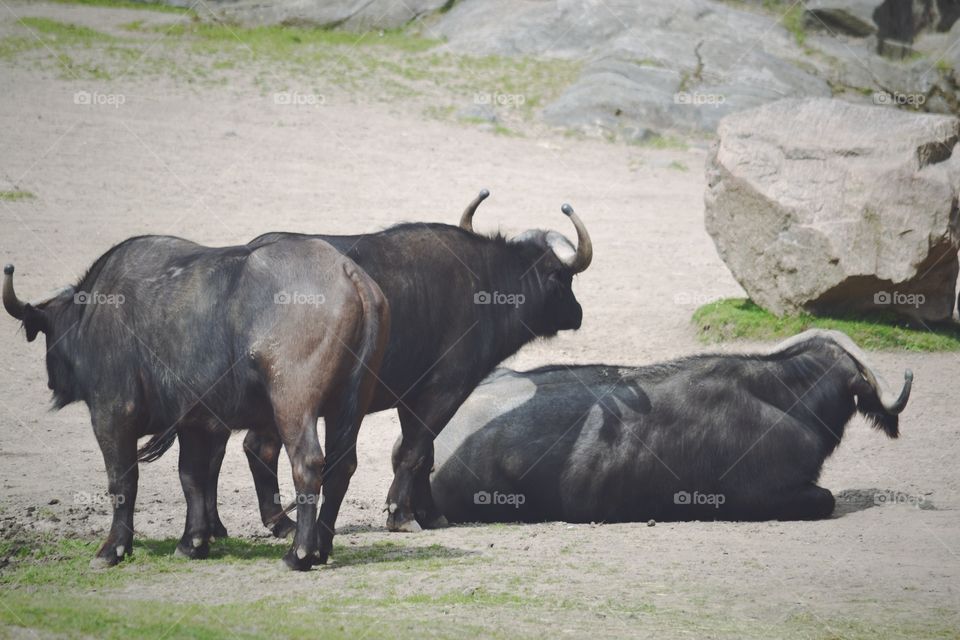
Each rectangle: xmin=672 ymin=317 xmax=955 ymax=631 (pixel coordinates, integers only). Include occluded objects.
xmin=833 ymin=488 xmax=936 ymax=517
xmin=138 ymin=537 xmax=472 ymax=568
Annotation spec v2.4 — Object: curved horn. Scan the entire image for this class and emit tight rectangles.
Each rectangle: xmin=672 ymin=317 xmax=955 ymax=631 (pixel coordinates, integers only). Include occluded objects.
xmin=560 ymin=203 xmax=592 ymax=273
xmin=830 ymin=330 xmax=912 ymax=414
xmin=783 ymin=330 xmax=913 ymax=415
xmin=3 ymin=264 xmax=26 ymax=320
xmin=864 ymin=367 xmax=913 ymax=415
xmin=459 ymin=188 xmax=490 ymax=232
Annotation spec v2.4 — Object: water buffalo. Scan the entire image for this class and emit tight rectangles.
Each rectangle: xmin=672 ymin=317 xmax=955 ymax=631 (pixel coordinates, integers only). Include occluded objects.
xmin=3 ymin=235 xmax=388 ymax=570
xmin=427 ymin=330 xmax=912 ymax=523
xmin=238 ymin=191 xmax=594 ymax=534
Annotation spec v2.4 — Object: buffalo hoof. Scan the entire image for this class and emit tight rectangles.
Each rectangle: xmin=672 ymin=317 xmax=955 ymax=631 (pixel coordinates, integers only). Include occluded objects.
xmin=209 ymin=521 xmax=229 ymax=542
xmin=91 ymin=540 xmax=130 ymax=568
xmin=174 ymin=535 xmax=210 ymax=560
xmin=270 ymin=516 xmax=297 ymax=540
xmin=281 ymin=546 xmax=321 ymax=571
xmin=316 ymin=549 xmax=331 ymax=566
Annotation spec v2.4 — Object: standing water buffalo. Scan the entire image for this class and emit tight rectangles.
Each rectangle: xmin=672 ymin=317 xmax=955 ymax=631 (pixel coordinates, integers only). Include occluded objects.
xmin=428 ymin=330 xmax=912 ymax=523
xmin=3 ymin=236 xmax=388 ymax=570
xmin=235 ymin=191 xmax=594 ymax=535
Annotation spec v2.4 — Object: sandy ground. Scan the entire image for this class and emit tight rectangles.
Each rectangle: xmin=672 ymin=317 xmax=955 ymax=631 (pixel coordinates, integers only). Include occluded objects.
xmin=0 ymin=2 xmax=958 ymax=638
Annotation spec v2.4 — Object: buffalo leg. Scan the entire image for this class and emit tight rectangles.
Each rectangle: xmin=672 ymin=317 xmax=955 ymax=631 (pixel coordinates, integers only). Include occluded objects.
xmin=276 ymin=413 xmax=325 ymax=571
xmin=388 ymin=396 xmax=463 ymax=531
xmin=175 ymin=428 xmax=213 ymax=559
xmin=205 ymin=427 xmax=230 ymax=541
xmin=89 ymin=408 xmax=139 ymax=568
xmin=774 ymin=484 xmax=836 ymax=520
xmin=243 ymin=429 xmax=297 ymax=538
xmin=316 ymin=411 xmax=361 ymax=563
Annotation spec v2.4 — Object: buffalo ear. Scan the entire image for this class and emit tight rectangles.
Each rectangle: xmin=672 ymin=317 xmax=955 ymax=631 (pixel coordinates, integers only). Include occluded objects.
xmin=22 ymin=304 xmax=48 ymax=342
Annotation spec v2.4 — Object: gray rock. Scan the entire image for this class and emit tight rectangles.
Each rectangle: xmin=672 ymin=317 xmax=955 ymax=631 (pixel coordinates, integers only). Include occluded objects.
xmin=149 ymin=0 xmax=960 ymax=137
xmin=705 ymin=98 xmax=960 ymax=322
xmin=435 ymin=0 xmax=840 ymax=137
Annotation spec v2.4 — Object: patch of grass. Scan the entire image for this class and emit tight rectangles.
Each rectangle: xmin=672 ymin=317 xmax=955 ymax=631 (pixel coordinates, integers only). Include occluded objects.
xmin=0 ymin=17 xmax=119 ymax=69
xmin=2 ymin=535 xmax=956 ymax=638
xmin=0 ymin=14 xmax=577 ymax=130
xmin=0 ymin=536 xmax=497 ymax=639
xmin=17 ymin=17 xmax=116 ymax=43
xmin=0 ymin=536 xmax=473 ymax=592
xmin=935 ymin=58 xmax=953 ymax=73
xmin=782 ymin=612 xmax=960 ymax=640
xmin=118 ymin=19 xmax=145 ymax=31
xmin=693 ymin=298 xmax=960 ymax=351
xmin=634 ymin=134 xmax=689 ymax=150
xmin=781 ymin=4 xmax=808 ymax=46
xmin=50 ymin=0 xmax=193 ymax=13
xmin=668 ymin=160 xmax=689 ymax=171
xmin=0 ymin=189 xmax=35 ymax=201
xmin=155 ymin=22 xmax=440 ymax=54
xmin=0 ymin=590 xmax=500 ymax=640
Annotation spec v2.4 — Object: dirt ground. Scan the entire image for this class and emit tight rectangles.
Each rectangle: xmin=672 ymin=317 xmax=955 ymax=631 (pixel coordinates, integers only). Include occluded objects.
xmin=0 ymin=2 xmax=957 ymax=638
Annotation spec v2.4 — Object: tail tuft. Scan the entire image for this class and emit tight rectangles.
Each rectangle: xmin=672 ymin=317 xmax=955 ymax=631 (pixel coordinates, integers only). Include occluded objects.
xmin=137 ymin=427 xmax=178 ymax=462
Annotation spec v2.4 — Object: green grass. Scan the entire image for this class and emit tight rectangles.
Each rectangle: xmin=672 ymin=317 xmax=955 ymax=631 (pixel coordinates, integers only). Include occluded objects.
xmin=2 ymin=535 xmax=957 ymax=638
xmin=668 ymin=160 xmax=689 ymax=171
xmin=17 ymin=17 xmax=116 ymax=43
xmin=0 ymin=189 xmax=35 ymax=201
xmin=51 ymin=0 xmax=193 ymax=13
xmin=152 ymin=21 xmax=441 ymax=54
xmin=693 ymin=298 xmax=960 ymax=351
xmin=0 ymin=17 xmax=118 ymax=69
xmin=0 ymin=13 xmax=579 ymax=135
xmin=633 ymin=134 xmax=689 ymax=150
xmin=782 ymin=5 xmax=808 ymax=46
xmin=0 ymin=536 xmax=505 ymax=639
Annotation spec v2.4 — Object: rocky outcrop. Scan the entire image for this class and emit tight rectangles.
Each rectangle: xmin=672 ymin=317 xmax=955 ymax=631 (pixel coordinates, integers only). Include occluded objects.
xmin=705 ymin=98 xmax=960 ymax=322
xmin=155 ymin=0 xmax=960 ymax=139
xmin=430 ymin=0 xmax=960 ymax=139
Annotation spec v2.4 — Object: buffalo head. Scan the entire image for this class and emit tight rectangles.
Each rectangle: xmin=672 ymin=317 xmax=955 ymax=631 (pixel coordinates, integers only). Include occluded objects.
xmin=460 ymin=190 xmax=592 ymax=336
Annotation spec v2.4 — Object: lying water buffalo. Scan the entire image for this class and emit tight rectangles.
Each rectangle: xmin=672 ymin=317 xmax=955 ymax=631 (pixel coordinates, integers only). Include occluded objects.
xmin=237 ymin=191 xmax=593 ymax=534
xmin=427 ymin=330 xmax=912 ymax=523
xmin=3 ymin=236 xmax=388 ymax=570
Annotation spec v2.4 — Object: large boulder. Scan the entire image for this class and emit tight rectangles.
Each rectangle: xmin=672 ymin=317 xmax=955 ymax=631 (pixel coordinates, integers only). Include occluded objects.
xmin=705 ymin=98 xmax=960 ymax=322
